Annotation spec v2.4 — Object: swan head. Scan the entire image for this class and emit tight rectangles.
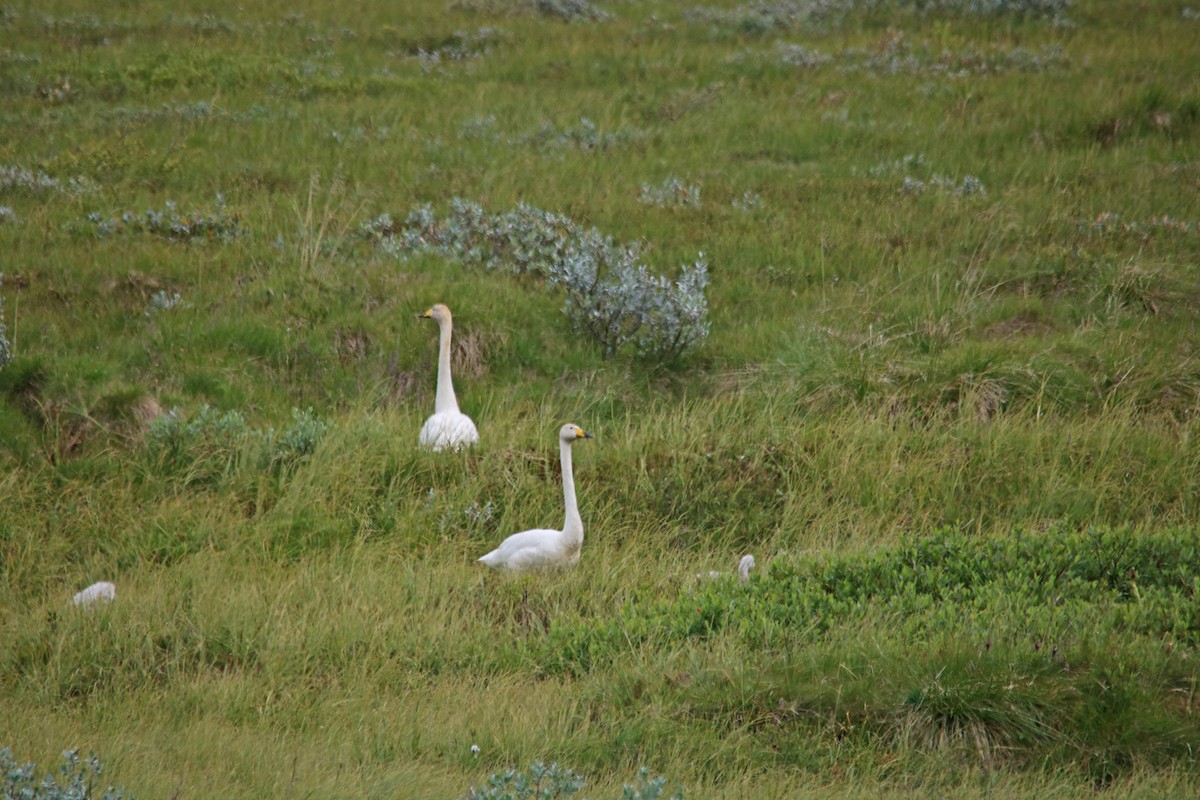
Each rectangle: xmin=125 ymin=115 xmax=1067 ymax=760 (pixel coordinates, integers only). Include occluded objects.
xmin=417 ymin=303 xmax=452 ymax=324
xmin=559 ymin=423 xmax=593 ymax=442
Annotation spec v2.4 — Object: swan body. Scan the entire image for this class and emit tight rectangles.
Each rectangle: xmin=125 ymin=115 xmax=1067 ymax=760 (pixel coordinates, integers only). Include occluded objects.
xmin=478 ymin=423 xmax=592 ymax=573
xmin=417 ymin=303 xmax=479 ymax=452
xmin=73 ymin=581 xmax=116 ymax=606
xmin=699 ymin=554 xmax=756 ymax=583
xmin=419 ymin=411 xmax=479 ymax=452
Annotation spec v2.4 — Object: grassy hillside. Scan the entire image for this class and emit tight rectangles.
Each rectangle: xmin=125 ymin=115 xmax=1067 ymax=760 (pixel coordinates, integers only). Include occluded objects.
xmin=1 ymin=0 xmax=1198 ymax=797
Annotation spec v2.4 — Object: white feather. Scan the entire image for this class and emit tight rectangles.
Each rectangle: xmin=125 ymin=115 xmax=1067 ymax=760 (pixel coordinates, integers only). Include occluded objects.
xmin=737 ymin=554 xmax=756 ymax=583
xmin=698 ymin=554 xmax=756 ymax=582
xmin=419 ymin=411 xmax=479 ymax=452
xmin=73 ymin=581 xmax=116 ymax=606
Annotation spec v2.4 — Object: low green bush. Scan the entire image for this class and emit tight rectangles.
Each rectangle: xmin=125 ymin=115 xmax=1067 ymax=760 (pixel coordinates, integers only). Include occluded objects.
xmin=145 ymin=405 xmax=330 ymax=485
xmin=542 ymin=527 xmax=1200 ymax=776
xmin=549 ymin=527 xmax=1200 ymax=670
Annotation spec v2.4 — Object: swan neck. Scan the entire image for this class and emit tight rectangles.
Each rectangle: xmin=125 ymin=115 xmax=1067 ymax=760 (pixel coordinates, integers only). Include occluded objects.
xmin=560 ymin=438 xmax=583 ymax=540
xmin=434 ymin=317 xmax=459 ymax=414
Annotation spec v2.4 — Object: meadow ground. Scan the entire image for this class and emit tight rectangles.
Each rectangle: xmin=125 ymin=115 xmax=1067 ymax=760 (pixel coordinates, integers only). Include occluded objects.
xmin=1 ymin=0 xmax=1199 ymax=797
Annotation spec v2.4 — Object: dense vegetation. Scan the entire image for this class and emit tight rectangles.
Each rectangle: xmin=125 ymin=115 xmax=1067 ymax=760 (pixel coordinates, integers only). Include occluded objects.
xmin=2 ymin=0 xmax=1198 ymax=797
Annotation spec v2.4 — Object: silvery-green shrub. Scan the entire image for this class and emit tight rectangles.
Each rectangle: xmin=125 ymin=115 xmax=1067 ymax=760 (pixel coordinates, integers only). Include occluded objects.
xmin=462 ymin=762 xmax=682 ymax=800
xmin=267 ymin=406 xmax=332 ymax=464
xmin=0 ymin=748 xmax=129 ymax=800
xmin=145 ymin=405 xmax=329 ymax=482
xmin=363 ymin=200 xmax=710 ymax=363
xmin=85 ymin=195 xmax=240 ymax=241
xmin=535 ymin=0 xmax=610 ymax=21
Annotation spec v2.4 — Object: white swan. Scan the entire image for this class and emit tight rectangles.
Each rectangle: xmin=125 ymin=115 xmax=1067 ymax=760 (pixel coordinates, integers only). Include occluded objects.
xmin=417 ymin=303 xmax=479 ymax=452
xmin=478 ymin=423 xmax=593 ymax=572
xmin=73 ymin=581 xmax=116 ymax=606
xmin=699 ymin=554 xmax=756 ymax=583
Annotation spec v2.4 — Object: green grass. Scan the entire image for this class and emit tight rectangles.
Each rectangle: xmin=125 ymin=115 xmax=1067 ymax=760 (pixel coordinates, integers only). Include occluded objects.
xmin=2 ymin=0 xmax=1199 ymax=797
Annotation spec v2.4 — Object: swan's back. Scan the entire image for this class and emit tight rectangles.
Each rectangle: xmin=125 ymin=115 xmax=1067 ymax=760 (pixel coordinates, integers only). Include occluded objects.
xmin=73 ymin=581 xmax=116 ymax=606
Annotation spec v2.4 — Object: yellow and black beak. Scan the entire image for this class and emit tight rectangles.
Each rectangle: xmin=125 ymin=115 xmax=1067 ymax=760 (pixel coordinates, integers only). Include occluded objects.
xmin=575 ymin=427 xmax=593 ymax=440
xmin=416 ymin=309 xmax=432 ymax=319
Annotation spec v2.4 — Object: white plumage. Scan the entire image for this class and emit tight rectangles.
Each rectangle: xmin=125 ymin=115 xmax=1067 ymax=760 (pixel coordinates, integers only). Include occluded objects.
xmin=700 ymin=554 xmax=756 ymax=582
xmin=478 ymin=423 xmax=593 ymax=573
xmin=72 ymin=581 xmax=116 ymax=606
xmin=419 ymin=411 xmax=479 ymax=452
xmin=737 ymin=554 xmax=756 ymax=582
xmin=417 ymin=303 xmax=479 ymax=452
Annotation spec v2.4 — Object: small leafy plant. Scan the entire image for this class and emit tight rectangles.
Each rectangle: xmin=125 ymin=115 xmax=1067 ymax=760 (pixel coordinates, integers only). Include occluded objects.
xmin=637 ymin=177 xmax=701 ymax=208
xmin=85 ymin=194 xmax=240 ymax=241
xmin=266 ymin=406 xmax=332 ymax=464
xmin=145 ymin=405 xmax=250 ymax=483
xmin=0 ymin=164 xmax=95 ymax=195
xmin=520 ymin=116 xmax=644 ymax=152
xmin=145 ymin=405 xmax=330 ymax=484
xmin=902 ymin=174 xmax=987 ymax=195
xmin=0 ymin=747 xmax=129 ymax=800
xmin=462 ymin=762 xmax=682 ymax=800
xmin=534 ymin=0 xmax=611 ymax=22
